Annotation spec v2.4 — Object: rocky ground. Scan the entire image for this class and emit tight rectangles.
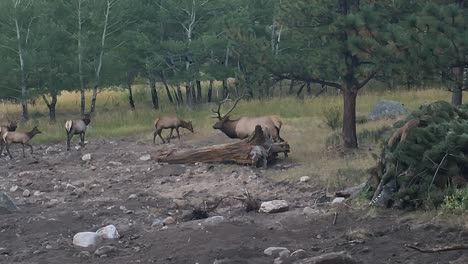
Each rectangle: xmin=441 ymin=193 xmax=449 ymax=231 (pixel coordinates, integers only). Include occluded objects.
xmin=0 ymin=134 xmax=467 ymax=264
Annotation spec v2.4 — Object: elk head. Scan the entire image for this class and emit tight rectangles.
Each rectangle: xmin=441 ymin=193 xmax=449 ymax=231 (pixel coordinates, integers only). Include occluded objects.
xmin=211 ymin=95 xmax=244 ymax=130
xmin=7 ymin=119 xmax=18 ymax=132
xmin=82 ymin=113 xmax=92 ymax=125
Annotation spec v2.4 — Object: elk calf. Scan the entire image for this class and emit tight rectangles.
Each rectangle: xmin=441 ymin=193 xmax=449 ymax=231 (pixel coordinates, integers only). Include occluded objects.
xmin=1 ymin=126 xmax=41 ymax=158
xmin=65 ymin=114 xmax=91 ymax=150
xmin=0 ymin=120 xmax=18 ymax=154
xmin=153 ymin=116 xmax=194 ymax=144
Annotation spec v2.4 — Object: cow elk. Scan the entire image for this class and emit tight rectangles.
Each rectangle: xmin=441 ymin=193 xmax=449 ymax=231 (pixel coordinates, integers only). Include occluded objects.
xmin=0 ymin=119 xmax=18 ymax=156
xmin=1 ymin=126 xmax=41 ymax=158
xmin=65 ymin=114 xmax=91 ymax=150
xmin=153 ymin=116 xmax=194 ymax=144
xmin=211 ymin=96 xmax=285 ymax=143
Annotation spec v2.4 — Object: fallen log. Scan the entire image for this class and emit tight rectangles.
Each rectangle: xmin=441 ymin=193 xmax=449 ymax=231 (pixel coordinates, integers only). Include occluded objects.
xmin=154 ymin=125 xmax=290 ymax=168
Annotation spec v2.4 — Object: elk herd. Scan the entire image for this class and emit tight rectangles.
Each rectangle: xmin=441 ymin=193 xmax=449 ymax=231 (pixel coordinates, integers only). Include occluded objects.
xmin=0 ymin=96 xmax=286 ymax=159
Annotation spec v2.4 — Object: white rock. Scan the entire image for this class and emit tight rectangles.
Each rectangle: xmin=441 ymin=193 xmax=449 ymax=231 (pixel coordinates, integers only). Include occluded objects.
xmin=108 ymin=161 xmax=123 ymax=166
xmin=128 ymin=194 xmax=138 ymax=199
xmin=45 ymin=146 xmax=60 ymax=154
xmin=0 ymin=191 xmax=19 ymax=214
xmin=9 ymin=185 xmax=19 ymax=192
xmin=332 ymin=197 xmax=345 ymax=204
xmin=22 ymin=189 xmax=31 ymax=197
xmin=75 ymin=146 xmax=81 ymax=150
xmin=90 ymin=166 xmax=97 ymax=171
xmin=163 ymin=216 xmax=176 ymax=225
xmin=290 ymin=249 xmax=307 ymax=259
xmin=82 ymin=154 xmax=92 ymax=161
xmin=139 ymin=155 xmax=151 ymax=161
xmin=73 ymin=232 xmax=102 ymax=248
xmin=259 ymin=200 xmax=289 ymax=213
xmin=264 ymin=247 xmax=290 ymax=258
xmin=303 ymin=207 xmax=321 ymax=216
xmin=203 ymin=216 xmax=225 ymax=225
xmin=300 ymin=176 xmax=311 ymax=183
xmin=96 ymin=225 xmax=120 ymax=240
xmin=33 ymin=191 xmax=42 ymax=196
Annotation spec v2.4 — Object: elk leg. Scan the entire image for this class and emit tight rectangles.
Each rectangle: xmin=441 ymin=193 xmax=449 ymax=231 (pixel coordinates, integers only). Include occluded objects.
xmin=66 ymin=133 xmax=72 ymax=151
xmin=176 ymin=128 xmax=180 ymax=141
xmin=158 ymin=131 xmax=166 ymax=144
xmin=168 ymin=128 xmax=174 ymax=142
xmin=153 ymin=130 xmax=158 ymax=144
xmin=26 ymin=143 xmax=33 ymax=154
xmin=5 ymin=143 xmax=13 ymax=159
xmin=0 ymin=141 xmax=4 ymax=156
xmin=22 ymin=143 xmax=26 ymax=157
xmin=80 ymin=132 xmax=85 ymax=147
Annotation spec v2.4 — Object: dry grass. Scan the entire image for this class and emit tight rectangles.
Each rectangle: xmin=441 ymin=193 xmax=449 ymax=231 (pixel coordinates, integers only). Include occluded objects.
xmin=0 ymin=87 xmax=451 ymax=189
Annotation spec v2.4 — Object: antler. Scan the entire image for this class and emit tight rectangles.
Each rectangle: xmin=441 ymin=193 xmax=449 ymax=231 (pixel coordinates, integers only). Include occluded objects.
xmin=222 ymin=95 xmax=244 ymax=118
xmin=211 ymin=94 xmax=231 ymax=119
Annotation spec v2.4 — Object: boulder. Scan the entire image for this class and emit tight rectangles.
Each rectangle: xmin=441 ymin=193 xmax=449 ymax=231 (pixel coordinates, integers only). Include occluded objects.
xmin=82 ymin=154 xmax=92 ymax=161
xmin=0 ymin=191 xmax=19 ymax=214
xmin=203 ymin=216 xmax=225 ymax=225
xmin=73 ymin=232 xmax=102 ymax=248
xmin=369 ymin=100 xmax=408 ymax=120
xmin=259 ymin=200 xmax=289 ymax=213
xmin=139 ymin=155 xmax=151 ymax=161
xmin=96 ymin=225 xmax=120 ymax=240
xmin=300 ymin=176 xmax=311 ymax=183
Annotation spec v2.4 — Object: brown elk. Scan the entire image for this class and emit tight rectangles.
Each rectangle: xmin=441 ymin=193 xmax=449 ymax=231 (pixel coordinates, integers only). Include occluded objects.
xmin=153 ymin=116 xmax=194 ymax=144
xmin=65 ymin=114 xmax=91 ymax=150
xmin=1 ymin=126 xmax=41 ymax=158
xmin=211 ymin=96 xmax=285 ymax=143
xmin=0 ymin=119 xmax=18 ymax=156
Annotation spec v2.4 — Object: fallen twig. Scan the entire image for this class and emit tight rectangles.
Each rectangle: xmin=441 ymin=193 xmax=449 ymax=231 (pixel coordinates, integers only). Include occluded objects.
xmin=405 ymin=244 xmax=468 ymax=253
xmin=333 ymin=212 xmax=337 ymax=225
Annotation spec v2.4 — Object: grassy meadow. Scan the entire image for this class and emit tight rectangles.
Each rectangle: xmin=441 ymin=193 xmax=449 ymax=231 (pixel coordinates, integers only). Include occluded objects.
xmin=0 ymin=84 xmax=451 ymax=189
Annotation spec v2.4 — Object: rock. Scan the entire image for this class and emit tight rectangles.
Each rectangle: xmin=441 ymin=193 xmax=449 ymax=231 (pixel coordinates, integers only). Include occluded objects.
xmin=0 ymin=192 xmax=19 ymax=214
xmin=45 ymin=146 xmax=60 ymax=154
xmin=90 ymin=166 xmax=97 ymax=171
xmin=303 ymin=207 xmax=321 ymax=216
xmin=300 ymin=176 xmax=311 ymax=183
xmin=73 ymin=232 xmax=102 ymax=248
xmin=0 ymin=247 xmax=11 ymax=255
xmin=203 ymin=216 xmax=225 ymax=225
xmin=290 ymin=249 xmax=307 ymax=260
xmin=151 ymin=219 xmax=164 ymax=227
xmin=96 ymin=224 xmax=120 ymax=240
xmin=108 ymin=161 xmax=123 ymax=166
xmin=139 ymin=154 xmax=151 ymax=161
xmin=264 ymin=247 xmax=290 ymax=258
xmin=163 ymin=216 xmax=176 ymax=226
xmin=45 ymin=245 xmax=53 ymax=250
xmin=274 ymin=257 xmax=287 ymax=264
xmin=75 ymin=145 xmax=81 ymax=150
xmin=9 ymin=185 xmax=19 ymax=192
xmin=78 ymin=251 xmax=91 ymax=258
xmin=293 ymin=251 xmax=359 ymax=264
xmin=331 ymin=197 xmax=345 ymax=204
xmin=94 ymin=245 xmax=116 ymax=256
xmin=22 ymin=189 xmax=31 ymax=197
xmin=82 ymin=154 xmax=92 ymax=161
xmin=33 ymin=190 xmax=42 ymax=196
xmin=259 ymin=200 xmax=289 ymax=213
xmin=345 ymin=229 xmax=373 ymax=241
xmin=128 ymin=194 xmax=138 ymax=199
xmin=368 ymin=100 xmax=408 ymax=120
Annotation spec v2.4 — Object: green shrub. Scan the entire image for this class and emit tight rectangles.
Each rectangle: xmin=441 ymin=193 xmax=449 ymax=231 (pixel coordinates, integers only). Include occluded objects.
xmin=441 ymin=188 xmax=468 ymax=214
xmin=356 ymin=115 xmax=368 ymax=124
xmin=322 ymin=106 xmax=342 ymax=131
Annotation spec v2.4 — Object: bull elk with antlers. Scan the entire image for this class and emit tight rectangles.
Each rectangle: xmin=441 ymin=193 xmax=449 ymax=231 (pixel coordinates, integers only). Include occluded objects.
xmin=211 ymin=95 xmax=286 ymax=144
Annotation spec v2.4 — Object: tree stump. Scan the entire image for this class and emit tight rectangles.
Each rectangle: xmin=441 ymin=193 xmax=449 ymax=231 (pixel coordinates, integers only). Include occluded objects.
xmin=154 ymin=125 xmax=290 ymax=168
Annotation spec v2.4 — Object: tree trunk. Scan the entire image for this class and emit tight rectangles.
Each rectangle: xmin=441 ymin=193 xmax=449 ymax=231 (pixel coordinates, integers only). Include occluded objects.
xmin=127 ymin=80 xmax=136 ymax=111
xmin=90 ymin=85 xmax=98 ymax=113
xmin=207 ymin=79 xmax=214 ymax=102
xmin=222 ymin=79 xmax=229 ymax=99
xmin=288 ymin=80 xmax=295 ymax=95
xmin=148 ymin=77 xmax=159 ymax=110
xmin=342 ymin=88 xmax=358 ymax=148
xmin=306 ymin=82 xmax=312 ymax=94
xmin=154 ymin=125 xmax=290 ymax=168
xmin=196 ymin=80 xmax=202 ymax=102
xmin=42 ymin=93 xmax=57 ymax=123
xmin=451 ymin=67 xmax=463 ymax=106
xmin=186 ymin=83 xmax=193 ymax=106
xmin=176 ymin=85 xmax=183 ymax=104
xmin=14 ymin=17 xmax=28 ymax=121
xmin=77 ymin=0 xmax=86 ymax=115
xmin=159 ymin=72 xmax=174 ymax=104
xmin=296 ymin=83 xmax=306 ymax=97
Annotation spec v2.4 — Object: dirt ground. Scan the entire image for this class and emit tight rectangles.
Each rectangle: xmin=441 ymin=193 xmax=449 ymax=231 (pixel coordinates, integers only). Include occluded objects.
xmin=0 ymin=134 xmax=467 ymax=264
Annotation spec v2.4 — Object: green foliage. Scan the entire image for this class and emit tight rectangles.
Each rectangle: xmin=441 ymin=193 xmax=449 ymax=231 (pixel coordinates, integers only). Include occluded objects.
xmin=322 ymin=106 xmax=342 ymax=131
xmin=442 ymin=188 xmax=468 ymax=214
xmin=371 ymin=101 xmax=468 ymax=209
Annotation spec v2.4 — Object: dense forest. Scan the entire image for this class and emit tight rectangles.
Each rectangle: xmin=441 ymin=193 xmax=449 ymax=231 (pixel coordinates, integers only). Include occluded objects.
xmin=0 ymin=0 xmax=466 ymax=148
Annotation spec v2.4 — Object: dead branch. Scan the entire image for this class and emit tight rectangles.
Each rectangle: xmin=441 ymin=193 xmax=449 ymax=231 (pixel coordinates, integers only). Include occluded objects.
xmin=405 ymin=244 xmax=468 ymax=253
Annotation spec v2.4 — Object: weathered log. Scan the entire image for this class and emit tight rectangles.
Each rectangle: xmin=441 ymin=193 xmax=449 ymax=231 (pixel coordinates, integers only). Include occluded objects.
xmin=154 ymin=125 xmax=290 ymax=168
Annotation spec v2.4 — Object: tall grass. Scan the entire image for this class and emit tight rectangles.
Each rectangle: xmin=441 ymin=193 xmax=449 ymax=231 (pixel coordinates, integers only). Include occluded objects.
xmin=0 ymin=85 xmax=451 ymax=187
